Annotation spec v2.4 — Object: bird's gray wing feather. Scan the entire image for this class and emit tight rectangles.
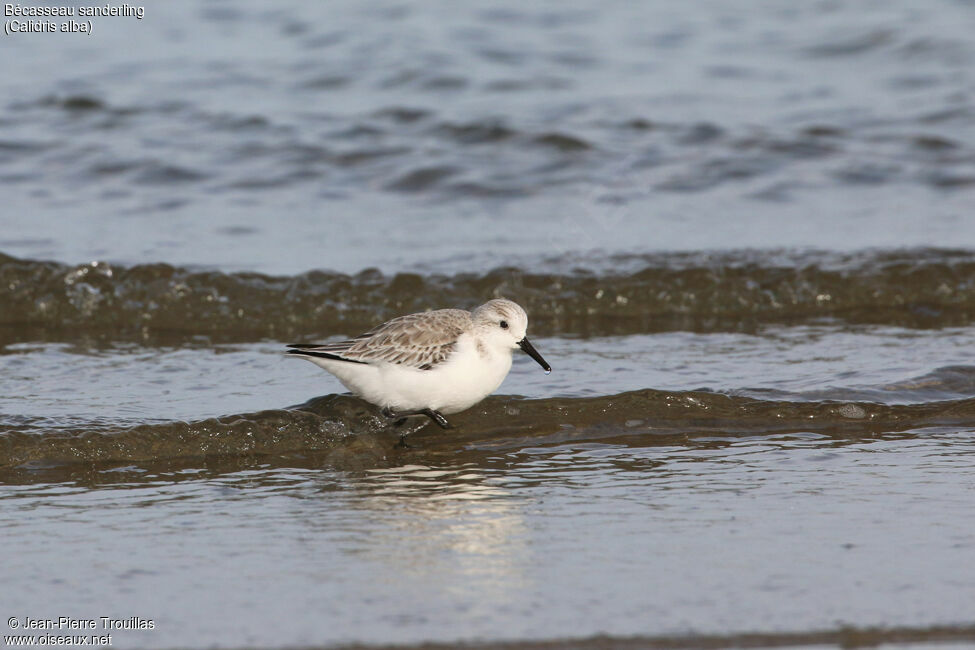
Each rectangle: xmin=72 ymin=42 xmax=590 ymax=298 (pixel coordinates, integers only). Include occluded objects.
xmin=289 ymin=309 xmax=470 ymax=370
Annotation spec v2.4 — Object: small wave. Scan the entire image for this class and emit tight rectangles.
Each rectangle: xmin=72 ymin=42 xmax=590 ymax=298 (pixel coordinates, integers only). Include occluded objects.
xmin=803 ymin=29 xmax=894 ymax=58
xmin=5 ymin=249 xmax=975 ymax=343
xmin=532 ymin=132 xmax=591 ymax=151
xmin=2 ymin=389 xmax=974 ymax=469
xmin=132 ymin=162 xmax=209 ymax=185
xmin=434 ymin=120 xmax=518 ymax=144
xmin=385 ymin=165 xmax=459 ymax=192
xmin=372 ymin=107 xmax=432 ymax=123
xmin=37 ymin=94 xmax=106 ymax=112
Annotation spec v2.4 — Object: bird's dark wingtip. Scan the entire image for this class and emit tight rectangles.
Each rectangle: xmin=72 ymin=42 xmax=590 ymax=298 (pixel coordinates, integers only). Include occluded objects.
xmin=284 ymin=348 xmax=368 ymax=364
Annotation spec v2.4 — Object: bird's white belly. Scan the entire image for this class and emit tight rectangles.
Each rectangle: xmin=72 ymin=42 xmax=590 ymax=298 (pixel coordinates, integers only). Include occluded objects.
xmin=305 ymin=340 xmax=513 ymax=414
xmin=383 ymin=346 xmax=512 ymax=413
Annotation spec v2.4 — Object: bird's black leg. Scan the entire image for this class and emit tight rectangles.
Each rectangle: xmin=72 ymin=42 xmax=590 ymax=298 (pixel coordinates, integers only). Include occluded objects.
xmin=381 ymin=406 xmax=452 ymax=429
xmin=381 ymin=408 xmax=412 ymax=448
xmin=420 ymin=408 xmax=451 ymax=429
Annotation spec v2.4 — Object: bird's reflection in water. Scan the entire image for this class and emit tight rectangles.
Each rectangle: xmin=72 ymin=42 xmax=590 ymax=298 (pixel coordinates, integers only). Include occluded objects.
xmin=343 ymin=464 xmax=532 ymax=598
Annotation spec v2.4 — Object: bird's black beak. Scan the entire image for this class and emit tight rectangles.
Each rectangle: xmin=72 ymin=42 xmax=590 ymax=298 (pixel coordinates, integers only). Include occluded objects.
xmin=518 ymin=337 xmax=551 ymax=373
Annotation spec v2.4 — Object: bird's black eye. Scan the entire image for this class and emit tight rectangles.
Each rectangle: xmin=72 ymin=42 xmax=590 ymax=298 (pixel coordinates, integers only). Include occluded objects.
xmin=500 ymin=320 xmax=509 ymax=329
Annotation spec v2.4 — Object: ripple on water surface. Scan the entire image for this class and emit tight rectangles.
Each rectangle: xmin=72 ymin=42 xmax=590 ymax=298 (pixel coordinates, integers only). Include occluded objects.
xmin=2 ymin=2 xmax=975 ymax=272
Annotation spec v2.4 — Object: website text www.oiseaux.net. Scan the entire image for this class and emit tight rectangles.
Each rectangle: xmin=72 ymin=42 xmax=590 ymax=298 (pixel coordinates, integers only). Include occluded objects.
xmin=4 ymin=616 xmax=154 ymax=646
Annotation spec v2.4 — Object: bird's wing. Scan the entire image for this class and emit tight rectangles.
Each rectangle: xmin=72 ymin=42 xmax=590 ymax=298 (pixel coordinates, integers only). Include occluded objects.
xmin=287 ymin=309 xmax=471 ymax=370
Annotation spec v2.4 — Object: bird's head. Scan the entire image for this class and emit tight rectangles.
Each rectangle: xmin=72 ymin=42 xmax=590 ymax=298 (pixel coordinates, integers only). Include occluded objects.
xmin=472 ymin=299 xmax=551 ymax=373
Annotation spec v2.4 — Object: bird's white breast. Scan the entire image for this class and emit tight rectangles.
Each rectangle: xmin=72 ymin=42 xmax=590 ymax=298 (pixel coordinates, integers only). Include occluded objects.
xmin=411 ymin=332 xmax=513 ymax=413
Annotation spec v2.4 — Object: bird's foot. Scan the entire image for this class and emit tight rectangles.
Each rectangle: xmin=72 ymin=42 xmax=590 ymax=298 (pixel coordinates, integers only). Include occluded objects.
xmin=394 ymin=434 xmax=411 ymax=449
xmin=381 ymin=407 xmax=452 ymax=429
xmin=421 ymin=408 xmax=452 ymax=429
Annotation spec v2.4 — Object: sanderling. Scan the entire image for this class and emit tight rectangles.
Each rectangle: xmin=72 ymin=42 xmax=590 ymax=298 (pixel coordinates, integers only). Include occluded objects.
xmin=287 ymin=298 xmax=551 ymax=430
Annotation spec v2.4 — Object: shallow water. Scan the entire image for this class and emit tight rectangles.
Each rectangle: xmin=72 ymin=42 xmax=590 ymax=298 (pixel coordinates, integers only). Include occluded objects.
xmin=5 ymin=325 xmax=975 ymax=429
xmin=4 ymin=321 xmax=975 ymax=648
xmin=3 ymin=0 xmax=975 ymax=648
xmin=4 ymin=431 xmax=975 ymax=648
